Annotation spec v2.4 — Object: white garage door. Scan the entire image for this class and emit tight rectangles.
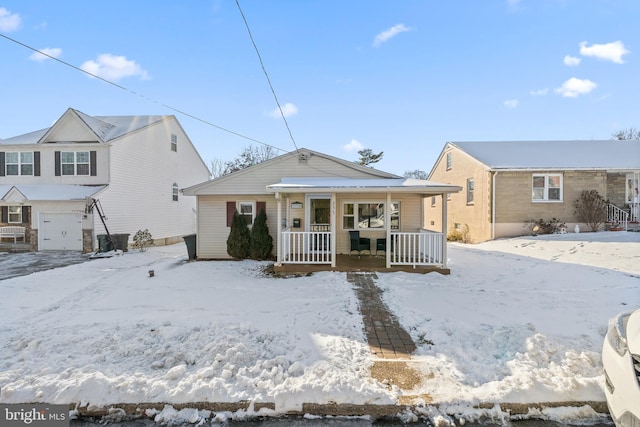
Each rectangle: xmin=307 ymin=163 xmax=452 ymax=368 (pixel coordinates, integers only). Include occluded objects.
xmin=39 ymin=213 xmax=83 ymax=251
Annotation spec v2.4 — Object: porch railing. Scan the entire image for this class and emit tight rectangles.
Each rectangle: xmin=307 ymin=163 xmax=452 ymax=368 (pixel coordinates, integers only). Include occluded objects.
xmin=607 ymin=204 xmax=629 ymax=231
xmin=390 ymin=229 xmax=443 ymax=267
xmin=281 ymin=228 xmax=332 ymax=264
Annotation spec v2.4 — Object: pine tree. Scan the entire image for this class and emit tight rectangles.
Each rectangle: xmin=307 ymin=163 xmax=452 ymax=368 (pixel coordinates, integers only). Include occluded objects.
xmin=249 ymin=209 xmax=273 ymax=260
xmin=226 ymin=211 xmax=250 ymax=259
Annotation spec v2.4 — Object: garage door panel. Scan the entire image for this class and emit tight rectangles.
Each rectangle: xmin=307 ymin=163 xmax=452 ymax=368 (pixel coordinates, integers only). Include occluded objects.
xmin=39 ymin=213 xmax=83 ymax=251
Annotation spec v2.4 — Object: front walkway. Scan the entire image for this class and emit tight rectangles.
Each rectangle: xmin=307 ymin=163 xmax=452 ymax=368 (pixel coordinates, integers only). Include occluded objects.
xmin=347 ymin=271 xmax=416 ymax=358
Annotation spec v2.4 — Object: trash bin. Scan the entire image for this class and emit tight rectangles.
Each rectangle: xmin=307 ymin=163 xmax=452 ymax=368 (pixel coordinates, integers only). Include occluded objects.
xmin=111 ymin=234 xmax=130 ymax=252
xmin=97 ymin=234 xmax=114 ymax=252
xmin=183 ymin=234 xmax=197 ymax=260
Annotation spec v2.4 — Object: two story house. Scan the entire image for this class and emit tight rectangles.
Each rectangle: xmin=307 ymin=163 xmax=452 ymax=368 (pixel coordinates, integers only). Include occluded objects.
xmin=0 ymin=108 xmax=210 ymax=252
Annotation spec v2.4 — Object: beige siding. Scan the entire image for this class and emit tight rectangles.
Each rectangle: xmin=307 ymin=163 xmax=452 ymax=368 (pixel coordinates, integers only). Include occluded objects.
xmin=607 ymin=172 xmax=628 ymax=207
xmin=428 ymin=145 xmax=492 ymax=242
xmin=197 ymin=195 xmax=278 ymax=259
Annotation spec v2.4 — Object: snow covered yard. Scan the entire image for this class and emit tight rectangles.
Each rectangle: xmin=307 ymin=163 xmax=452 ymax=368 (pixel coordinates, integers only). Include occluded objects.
xmin=0 ymin=231 xmax=638 ymax=422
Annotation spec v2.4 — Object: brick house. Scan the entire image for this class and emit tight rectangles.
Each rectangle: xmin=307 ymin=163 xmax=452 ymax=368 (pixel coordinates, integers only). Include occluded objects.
xmin=428 ymin=140 xmax=640 ymax=243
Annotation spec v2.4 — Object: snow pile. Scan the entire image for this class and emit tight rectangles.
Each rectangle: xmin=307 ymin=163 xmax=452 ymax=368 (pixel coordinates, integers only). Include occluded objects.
xmin=0 ymin=232 xmax=638 ymax=422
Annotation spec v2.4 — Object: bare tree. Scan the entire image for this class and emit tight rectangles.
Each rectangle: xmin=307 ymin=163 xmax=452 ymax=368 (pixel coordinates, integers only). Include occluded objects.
xmin=210 ymin=158 xmax=227 ymax=179
xmin=612 ymin=127 xmax=640 ymax=140
xmin=403 ymin=169 xmax=429 ymax=180
xmin=212 ymin=145 xmax=278 ymax=177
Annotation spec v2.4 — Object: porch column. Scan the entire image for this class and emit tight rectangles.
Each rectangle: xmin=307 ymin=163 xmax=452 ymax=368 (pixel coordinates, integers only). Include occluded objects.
xmin=331 ymin=193 xmax=336 ymax=267
xmin=275 ymin=192 xmax=282 ymax=266
xmin=441 ymin=193 xmax=448 ymax=269
xmin=386 ymin=192 xmax=391 ymax=268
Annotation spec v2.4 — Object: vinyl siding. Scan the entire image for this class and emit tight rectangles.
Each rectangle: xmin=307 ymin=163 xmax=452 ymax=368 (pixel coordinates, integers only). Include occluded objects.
xmin=93 ymin=118 xmax=210 ymax=243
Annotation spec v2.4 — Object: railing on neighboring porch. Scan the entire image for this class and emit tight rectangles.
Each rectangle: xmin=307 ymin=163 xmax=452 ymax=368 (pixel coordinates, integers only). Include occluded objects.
xmin=281 ymin=227 xmax=332 ymax=264
xmin=390 ymin=229 xmax=444 ymax=267
xmin=630 ymin=202 xmax=639 ymax=223
xmin=607 ymin=204 xmax=629 ymax=231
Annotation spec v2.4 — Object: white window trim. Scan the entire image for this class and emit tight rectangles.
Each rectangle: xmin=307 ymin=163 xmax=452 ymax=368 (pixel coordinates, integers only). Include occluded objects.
xmin=171 ymin=134 xmax=177 ymax=152
xmin=532 ymin=173 xmax=563 ymax=202
xmin=61 ymin=151 xmax=90 ymax=176
xmin=5 ymin=151 xmax=34 ymax=176
xmin=466 ymin=178 xmax=474 ymax=204
xmin=446 ymin=152 xmax=452 ymax=170
xmin=341 ymin=201 xmax=400 ymax=231
xmin=238 ymin=201 xmax=255 ymax=225
xmin=172 ymin=183 xmax=179 ymax=201
xmin=8 ymin=206 xmax=22 ymax=223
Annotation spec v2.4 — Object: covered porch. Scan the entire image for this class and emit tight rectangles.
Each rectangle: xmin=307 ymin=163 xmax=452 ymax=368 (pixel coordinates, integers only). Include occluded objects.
xmin=266 ymin=177 xmax=461 ymax=273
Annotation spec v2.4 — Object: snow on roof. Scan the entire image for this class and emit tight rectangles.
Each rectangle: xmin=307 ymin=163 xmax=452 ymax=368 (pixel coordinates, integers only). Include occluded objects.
xmin=451 ymin=140 xmax=640 ymax=169
xmin=0 ymin=109 xmax=168 ymax=145
xmin=266 ymin=177 xmax=461 ymax=193
xmin=0 ymin=184 xmax=106 ymax=201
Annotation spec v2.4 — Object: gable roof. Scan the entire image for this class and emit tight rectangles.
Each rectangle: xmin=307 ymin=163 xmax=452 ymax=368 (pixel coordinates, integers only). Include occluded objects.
xmin=0 ymin=108 xmax=168 ymax=145
xmin=183 ymin=148 xmax=400 ymax=195
xmin=0 ymin=184 xmax=106 ymax=202
xmin=444 ymin=140 xmax=640 ymax=170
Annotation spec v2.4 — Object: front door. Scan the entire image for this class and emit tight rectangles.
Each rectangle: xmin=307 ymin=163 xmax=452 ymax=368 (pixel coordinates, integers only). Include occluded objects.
xmin=307 ymin=196 xmax=331 ymax=252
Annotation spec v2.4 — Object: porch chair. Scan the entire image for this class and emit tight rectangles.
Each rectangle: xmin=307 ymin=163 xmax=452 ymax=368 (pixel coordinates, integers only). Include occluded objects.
xmin=375 ymin=237 xmax=394 ymax=255
xmin=349 ymin=231 xmax=371 ymax=256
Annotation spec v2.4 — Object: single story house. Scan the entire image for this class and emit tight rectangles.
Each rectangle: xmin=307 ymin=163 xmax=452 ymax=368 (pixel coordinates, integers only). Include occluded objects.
xmin=0 ymin=108 xmax=211 ymax=251
xmin=183 ymin=148 xmax=461 ymax=271
xmin=428 ymin=140 xmax=640 ymax=242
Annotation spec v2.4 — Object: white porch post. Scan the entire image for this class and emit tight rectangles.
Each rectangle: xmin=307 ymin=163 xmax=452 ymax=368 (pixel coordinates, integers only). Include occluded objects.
xmin=441 ymin=193 xmax=448 ymax=268
xmin=275 ymin=192 xmax=282 ymax=266
xmin=331 ymin=193 xmax=336 ymax=267
xmin=386 ymin=192 xmax=391 ymax=268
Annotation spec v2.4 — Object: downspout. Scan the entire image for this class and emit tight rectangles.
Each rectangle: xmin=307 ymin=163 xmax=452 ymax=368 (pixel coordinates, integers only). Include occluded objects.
xmin=492 ymin=171 xmax=497 ymax=240
xmin=275 ymin=192 xmax=282 ymax=266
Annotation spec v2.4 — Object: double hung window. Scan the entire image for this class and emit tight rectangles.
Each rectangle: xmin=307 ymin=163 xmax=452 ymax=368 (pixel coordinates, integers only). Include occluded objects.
xmin=342 ymin=202 xmax=399 ymax=230
xmin=61 ymin=152 xmax=90 ymax=176
xmin=532 ymin=174 xmax=562 ymax=202
xmin=5 ymin=152 xmax=33 ymax=176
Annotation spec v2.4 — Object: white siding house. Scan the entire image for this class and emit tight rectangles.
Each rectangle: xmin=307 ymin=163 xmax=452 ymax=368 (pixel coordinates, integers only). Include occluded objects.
xmin=0 ymin=108 xmax=210 ymax=251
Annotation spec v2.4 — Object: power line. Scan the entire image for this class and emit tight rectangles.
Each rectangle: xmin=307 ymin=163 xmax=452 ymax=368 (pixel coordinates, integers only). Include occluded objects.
xmin=234 ymin=0 xmax=300 ymax=154
xmin=0 ymin=32 xmax=289 ymax=154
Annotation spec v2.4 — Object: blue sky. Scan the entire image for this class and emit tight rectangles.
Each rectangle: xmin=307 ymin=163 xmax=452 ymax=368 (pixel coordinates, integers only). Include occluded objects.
xmin=1 ymin=1 xmax=638 ymax=175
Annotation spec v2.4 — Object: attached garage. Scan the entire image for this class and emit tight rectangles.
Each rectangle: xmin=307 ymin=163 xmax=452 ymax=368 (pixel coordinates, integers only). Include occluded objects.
xmin=39 ymin=212 xmax=83 ymax=251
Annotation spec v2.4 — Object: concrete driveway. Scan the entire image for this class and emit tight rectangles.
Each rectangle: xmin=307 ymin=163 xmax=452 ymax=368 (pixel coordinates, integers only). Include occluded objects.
xmin=0 ymin=251 xmax=90 ymax=281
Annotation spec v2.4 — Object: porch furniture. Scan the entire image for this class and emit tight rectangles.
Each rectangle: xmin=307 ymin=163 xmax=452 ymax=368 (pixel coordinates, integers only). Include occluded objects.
xmin=349 ymin=231 xmax=371 ymax=256
xmin=375 ymin=237 xmax=393 ymax=255
xmin=0 ymin=226 xmax=26 ymax=243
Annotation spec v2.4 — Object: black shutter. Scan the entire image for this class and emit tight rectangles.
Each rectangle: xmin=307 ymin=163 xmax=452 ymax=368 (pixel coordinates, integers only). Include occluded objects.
xmin=256 ymin=201 xmax=266 ymax=216
xmin=22 ymin=206 xmax=30 ymax=224
xmin=90 ymin=151 xmax=97 ymax=176
xmin=1 ymin=206 xmax=7 ymax=223
xmin=0 ymin=152 xmax=4 ymax=177
xmin=34 ymin=152 xmax=41 ymax=176
xmin=226 ymin=201 xmax=236 ymax=227
xmin=54 ymin=151 xmax=61 ymax=176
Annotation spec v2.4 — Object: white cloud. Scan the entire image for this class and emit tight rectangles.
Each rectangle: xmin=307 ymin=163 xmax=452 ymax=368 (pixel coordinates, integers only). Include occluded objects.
xmin=29 ymin=47 xmax=62 ymax=62
xmin=0 ymin=7 xmax=21 ymax=32
xmin=503 ymin=99 xmax=519 ymax=109
xmin=530 ymin=88 xmax=549 ymax=96
xmin=373 ymin=24 xmax=412 ymax=48
xmin=555 ymin=77 xmax=597 ymax=98
xmin=342 ymin=139 xmax=364 ymax=152
xmin=563 ymin=55 xmax=581 ymax=66
xmin=579 ymin=41 xmax=629 ymax=64
xmin=269 ymin=102 xmax=298 ymax=118
xmin=80 ymin=54 xmax=149 ymax=82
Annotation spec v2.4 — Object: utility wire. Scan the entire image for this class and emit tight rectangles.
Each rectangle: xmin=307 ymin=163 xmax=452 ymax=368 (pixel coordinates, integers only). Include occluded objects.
xmin=0 ymin=32 xmax=289 ymax=153
xmin=235 ymin=0 xmax=300 ymax=153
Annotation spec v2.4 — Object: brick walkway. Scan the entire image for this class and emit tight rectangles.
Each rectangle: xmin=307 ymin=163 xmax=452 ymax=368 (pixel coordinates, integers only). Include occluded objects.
xmin=347 ymin=272 xmax=417 ymax=359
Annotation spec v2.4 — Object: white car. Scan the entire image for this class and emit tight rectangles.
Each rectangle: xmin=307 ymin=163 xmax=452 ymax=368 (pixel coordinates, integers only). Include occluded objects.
xmin=602 ymin=308 xmax=640 ymax=427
